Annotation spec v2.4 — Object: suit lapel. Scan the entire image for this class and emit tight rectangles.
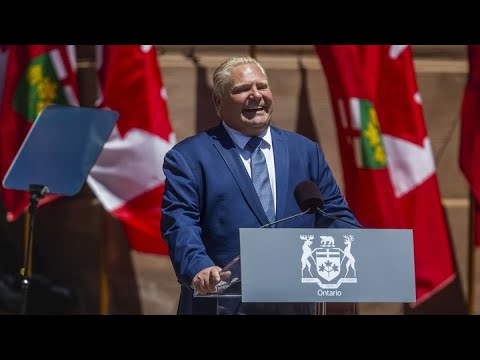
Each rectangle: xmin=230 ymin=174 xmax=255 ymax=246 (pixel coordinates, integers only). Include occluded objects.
xmin=272 ymin=127 xmax=289 ymax=221
xmin=212 ymin=125 xmax=270 ymax=225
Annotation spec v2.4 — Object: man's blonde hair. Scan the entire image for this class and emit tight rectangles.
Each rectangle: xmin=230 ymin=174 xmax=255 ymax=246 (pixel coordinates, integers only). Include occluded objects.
xmin=212 ymin=56 xmax=268 ymax=98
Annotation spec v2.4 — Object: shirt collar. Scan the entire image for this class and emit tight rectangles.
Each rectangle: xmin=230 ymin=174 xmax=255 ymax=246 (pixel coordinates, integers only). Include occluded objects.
xmin=222 ymin=121 xmax=272 ymax=150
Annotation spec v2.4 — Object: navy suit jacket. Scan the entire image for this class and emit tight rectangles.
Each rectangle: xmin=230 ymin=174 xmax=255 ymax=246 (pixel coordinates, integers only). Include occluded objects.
xmin=161 ymin=124 xmax=359 ymax=315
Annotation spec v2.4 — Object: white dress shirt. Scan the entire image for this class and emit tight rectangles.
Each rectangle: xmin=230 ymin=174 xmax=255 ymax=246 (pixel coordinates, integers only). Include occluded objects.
xmin=222 ymin=121 xmax=277 ymax=214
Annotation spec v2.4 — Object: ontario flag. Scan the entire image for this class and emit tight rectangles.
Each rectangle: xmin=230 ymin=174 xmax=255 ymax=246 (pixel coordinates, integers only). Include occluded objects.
xmin=460 ymin=45 xmax=480 ymax=247
xmin=87 ymin=45 xmax=175 ymax=255
xmin=316 ymin=45 xmax=460 ymax=306
xmin=0 ymin=45 xmax=79 ymax=222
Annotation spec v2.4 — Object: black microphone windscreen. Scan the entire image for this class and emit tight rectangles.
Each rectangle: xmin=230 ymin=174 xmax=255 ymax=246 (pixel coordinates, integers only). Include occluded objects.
xmin=294 ymin=180 xmax=324 ymax=213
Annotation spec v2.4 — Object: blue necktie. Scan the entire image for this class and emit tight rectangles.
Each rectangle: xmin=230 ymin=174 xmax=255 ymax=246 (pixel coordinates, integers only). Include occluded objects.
xmin=245 ymin=137 xmax=275 ymax=223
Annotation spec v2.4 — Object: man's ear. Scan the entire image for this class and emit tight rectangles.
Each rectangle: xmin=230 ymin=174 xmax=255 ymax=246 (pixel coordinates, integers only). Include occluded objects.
xmin=212 ymin=94 xmax=222 ymax=115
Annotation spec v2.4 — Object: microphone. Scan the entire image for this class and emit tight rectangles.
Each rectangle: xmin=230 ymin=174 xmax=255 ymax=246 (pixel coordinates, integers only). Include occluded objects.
xmin=294 ymin=180 xmax=324 ymax=213
xmin=295 ymin=180 xmax=363 ymax=229
xmin=260 ymin=180 xmax=324 ymax=228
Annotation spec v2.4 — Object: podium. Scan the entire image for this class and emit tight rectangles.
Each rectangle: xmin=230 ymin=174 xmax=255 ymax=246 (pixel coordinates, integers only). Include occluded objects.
xmin=196 ymin=228 xmax=416 ymax=315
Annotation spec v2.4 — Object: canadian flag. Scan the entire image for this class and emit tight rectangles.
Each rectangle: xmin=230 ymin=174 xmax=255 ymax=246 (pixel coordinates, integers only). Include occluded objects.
xmin=316 ymin=45 xmax=458 ymax=304
xmin=0 ymin=45 xmax=79 ymax=221
xmin=87 ymin=45 xmax=175 ymax=255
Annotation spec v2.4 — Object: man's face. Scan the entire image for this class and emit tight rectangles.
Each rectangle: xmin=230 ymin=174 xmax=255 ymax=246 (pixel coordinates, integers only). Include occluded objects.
xmin=215 ymin=63 xmax=274 ymax=136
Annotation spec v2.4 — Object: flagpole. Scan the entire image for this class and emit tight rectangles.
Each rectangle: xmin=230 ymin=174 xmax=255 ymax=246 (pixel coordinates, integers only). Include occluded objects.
xmin=100 ymin=209 xmax=110 ymax=314
xmin=76 ymin=45 xmax=111 ymax=314
xmin=468 ymin=191 xmax=476 ymax=314
xmin=249 ymin=45 xmax=257 ymax=59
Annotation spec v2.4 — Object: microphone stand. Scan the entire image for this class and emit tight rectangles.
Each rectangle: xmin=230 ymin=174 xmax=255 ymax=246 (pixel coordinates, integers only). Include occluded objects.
xmin=319 ymin=302 xmax=327 ymax=315
xmin=260 ymin=208 xmax=312 ymax=228
xmin=317 ymin=208 xmax=364 ymax=229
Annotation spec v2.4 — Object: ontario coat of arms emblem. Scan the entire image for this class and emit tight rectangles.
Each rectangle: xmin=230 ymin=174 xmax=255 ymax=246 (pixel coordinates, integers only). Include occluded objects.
xmin=300 ymin=234 xmax=357 ymax=297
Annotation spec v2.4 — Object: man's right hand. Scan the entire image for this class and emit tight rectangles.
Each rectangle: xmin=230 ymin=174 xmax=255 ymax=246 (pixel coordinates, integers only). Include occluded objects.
xmin=191 ymin=266 xmax=223 ymax=295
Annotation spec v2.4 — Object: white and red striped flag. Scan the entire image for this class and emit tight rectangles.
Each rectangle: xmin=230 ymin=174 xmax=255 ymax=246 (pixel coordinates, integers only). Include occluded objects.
xmin=87 ymin=45 xmax=175 ymax=255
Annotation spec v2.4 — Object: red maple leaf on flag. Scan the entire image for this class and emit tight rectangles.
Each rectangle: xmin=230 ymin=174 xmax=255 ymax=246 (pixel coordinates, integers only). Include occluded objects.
xmin=87 ymin=45 xmax=175 ymax=255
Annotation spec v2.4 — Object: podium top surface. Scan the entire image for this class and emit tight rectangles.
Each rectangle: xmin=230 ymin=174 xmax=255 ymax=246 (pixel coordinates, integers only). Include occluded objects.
xmin=2 ymin=105 xmax=118 ymax=196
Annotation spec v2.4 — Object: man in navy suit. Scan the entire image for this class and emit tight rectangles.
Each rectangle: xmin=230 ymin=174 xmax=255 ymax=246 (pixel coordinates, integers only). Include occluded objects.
xmin=161 ymin=56 xmax=360 ymax=315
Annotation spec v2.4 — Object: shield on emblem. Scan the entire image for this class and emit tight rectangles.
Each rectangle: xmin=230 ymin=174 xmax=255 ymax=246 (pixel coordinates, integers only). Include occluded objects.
xmin=316 ymin=248 xmax=341 ymax=281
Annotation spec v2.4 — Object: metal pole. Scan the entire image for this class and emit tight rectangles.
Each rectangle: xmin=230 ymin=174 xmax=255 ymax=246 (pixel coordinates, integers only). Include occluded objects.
xmin=249 ymin=45 xmax=257 ymax=59
xmin=468 ymin=191 xmax=477 ymax=314
xmin=19 ymin=209 xmax=34 ymax=315
xmin=315 ymin=302 xmax=327 ymax=315
xmin=20 ymin=185 xmax=48 ymax=315
xmin=99 ymin=210 xmax=110 ymax=315
xmin=23 ymin=212 xmax=31 ymax=277
xmin=77 ymin=45 xmax=111 ymax=315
